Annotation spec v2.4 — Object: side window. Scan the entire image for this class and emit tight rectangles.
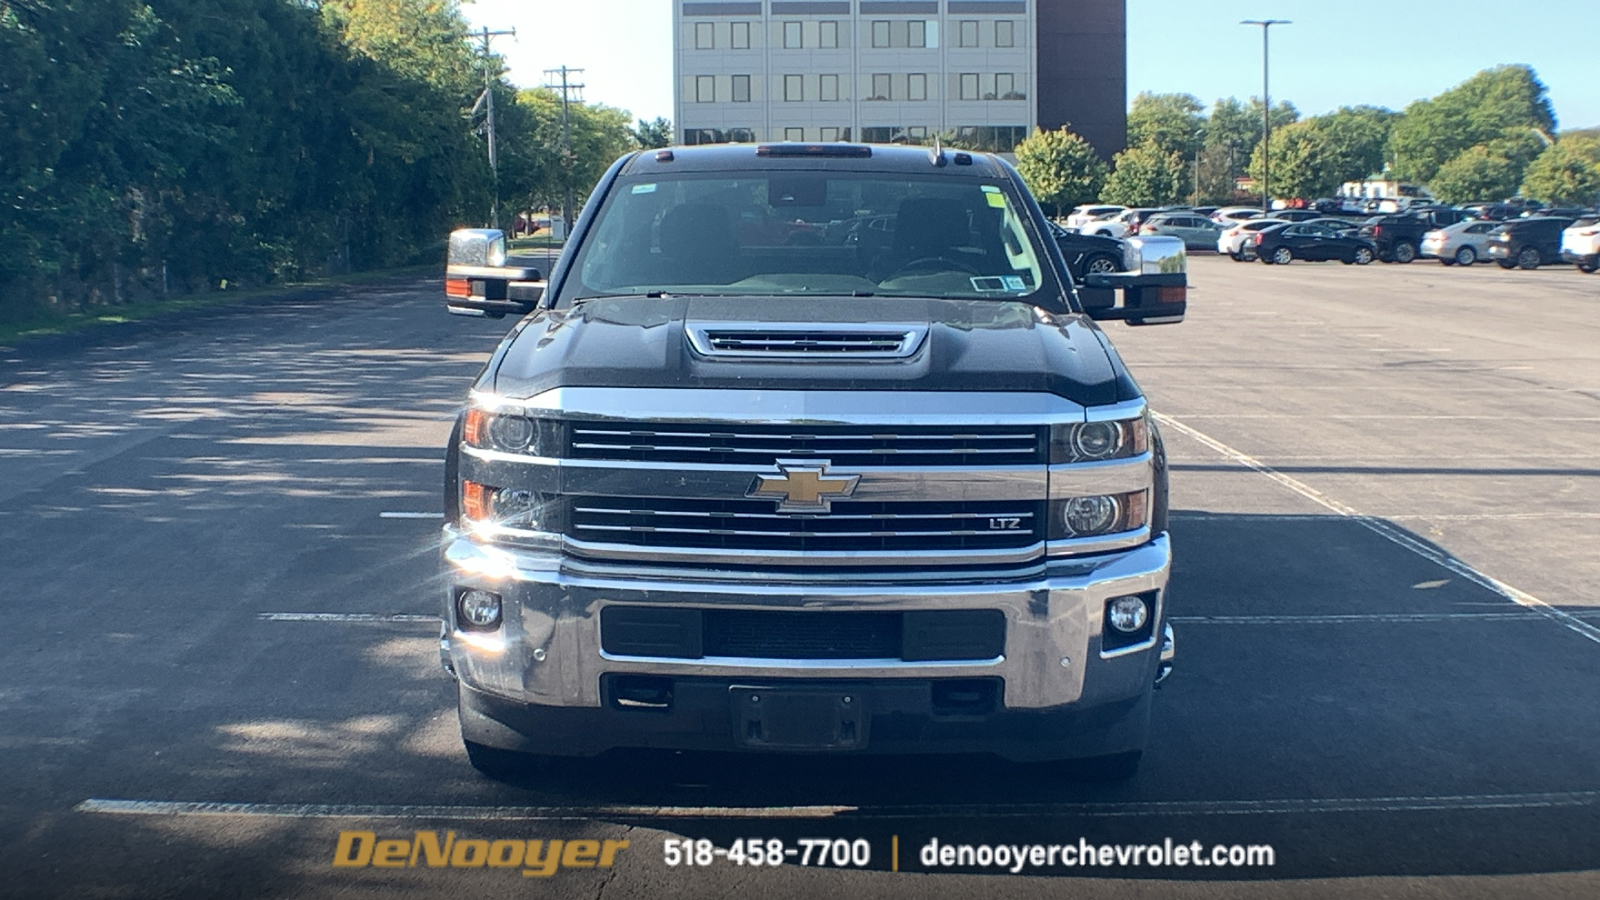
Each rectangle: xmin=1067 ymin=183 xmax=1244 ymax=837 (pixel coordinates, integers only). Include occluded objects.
xmin=695 ymin=22 xmax=714 ymax=50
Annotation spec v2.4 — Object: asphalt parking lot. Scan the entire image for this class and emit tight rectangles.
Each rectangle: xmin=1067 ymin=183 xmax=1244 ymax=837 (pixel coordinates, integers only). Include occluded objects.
xmin=0 ymin=257 xmax=1597 ymax=898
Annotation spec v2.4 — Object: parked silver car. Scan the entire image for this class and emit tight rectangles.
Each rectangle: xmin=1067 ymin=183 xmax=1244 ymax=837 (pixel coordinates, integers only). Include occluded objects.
xmin=1419 ymin=220 xmax=1498 ymax=266
xmin=1138 ymin=212 xmax=1223 ymax=251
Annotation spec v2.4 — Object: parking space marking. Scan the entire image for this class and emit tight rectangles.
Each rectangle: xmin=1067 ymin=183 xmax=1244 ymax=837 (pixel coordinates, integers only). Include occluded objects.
xmin=257 ymin=613 xmax=438 ymax=623
xmin=1170 ymin=612 xmax=1600 ymax=625
xmin=76 ymin=789 xmax=1600 ymax=821
xmin=380 ymin=511 xmax=444 ymax=519
xmin=1154 ymin=413 xmax=1600 ymax=647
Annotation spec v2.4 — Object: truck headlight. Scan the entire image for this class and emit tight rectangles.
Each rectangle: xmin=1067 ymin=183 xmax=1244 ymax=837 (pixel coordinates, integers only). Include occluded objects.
xmin=461 ymin=481 xmax=564 ymax=532
xmin=464 ymin=408 xmax=564 ymax=456
xmin=1050 ymin=416 xmax=1148 ymax=463
xmin=1049 ymin=490 xmax=1148 ymax=539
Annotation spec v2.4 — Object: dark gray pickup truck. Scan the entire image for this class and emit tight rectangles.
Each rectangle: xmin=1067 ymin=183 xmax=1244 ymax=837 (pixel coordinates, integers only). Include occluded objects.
xmin=438 ymin=143 xmax=1187 ymax=779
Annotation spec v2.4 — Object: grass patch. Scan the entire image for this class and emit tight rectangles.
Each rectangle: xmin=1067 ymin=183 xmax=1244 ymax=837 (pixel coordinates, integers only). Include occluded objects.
xmin=0 ymin=264 xmax=434 ymax=346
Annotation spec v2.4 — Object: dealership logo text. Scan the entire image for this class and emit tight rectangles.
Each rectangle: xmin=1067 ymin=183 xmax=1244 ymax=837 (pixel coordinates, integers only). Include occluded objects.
xmin=333 ymin=830 xmax=629 ymax=877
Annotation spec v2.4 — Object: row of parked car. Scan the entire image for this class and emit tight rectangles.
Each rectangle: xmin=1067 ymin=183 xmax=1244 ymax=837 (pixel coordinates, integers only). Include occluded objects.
xmin=1063 ymin=203 xmax=1600 ymax=273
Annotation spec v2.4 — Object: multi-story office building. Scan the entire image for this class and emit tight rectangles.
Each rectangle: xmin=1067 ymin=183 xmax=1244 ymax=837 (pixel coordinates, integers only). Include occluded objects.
xmin=672 ymin=0 xmax=1125 ymax=157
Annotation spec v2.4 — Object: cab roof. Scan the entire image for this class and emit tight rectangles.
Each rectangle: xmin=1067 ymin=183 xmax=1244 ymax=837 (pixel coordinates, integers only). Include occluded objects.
xmin=618 ymin=143 xmax=1010 ymax=178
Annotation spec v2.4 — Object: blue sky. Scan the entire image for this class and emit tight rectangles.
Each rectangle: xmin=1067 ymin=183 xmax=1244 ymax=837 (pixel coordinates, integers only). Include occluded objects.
xmin=463 ymin=0 xmax=1599 ymax=130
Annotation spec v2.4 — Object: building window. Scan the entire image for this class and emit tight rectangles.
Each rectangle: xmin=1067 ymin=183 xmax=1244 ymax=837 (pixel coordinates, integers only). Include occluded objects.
xmin=784 ymin=74 xmax=804 ymax=102
xmin=958 ymin=20 xmax=978 ymax=48
xmin=820 ymin=73 xmax=840 ymax=102
xmin=908 ymin=20 xmax=926 ymax=48
xmin=907 ymin=126 xmax=928 ymax=142
xmin=695 ymin=22 xmax=714 ymax=50
xmin=731 ymin=21 xmax=750 ymax=49
xmin=783 ymin=21 xmax=802 ymax=48
xmin=684 ymin=128 xmax=725 ymax=145
xmin=959 ymin=73 xmax=979 ymax=101
xmin=785 ymin=127 xmax=804 ymax=142
xmin=996 ymin=73 xmax=1022 ymax=100
xmin=819 ymin=20 xmax=838 ymax=48
xmin=861 ymin=126 xmax=895 ymax=143
xmin=908 ymin=73 xmax=927 ymax=101
xmin=696 ymin=75 xmax=716 ymax=103
xmin=871 ymin=20 xmax=889 ymax=48
xmin=732 ymin=74 xmax=751 ymax=103
xmin=871 ymin=73 xmax=891 ymax=101
xmin=995 ymin=20 xmax=1015 ymax=48
xmin=820 ymin=126 xmax=841 ymax=141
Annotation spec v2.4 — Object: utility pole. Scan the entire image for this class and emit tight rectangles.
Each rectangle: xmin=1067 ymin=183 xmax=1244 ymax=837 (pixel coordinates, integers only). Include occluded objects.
xmin=1241 ymin=19 xmax=1289 ymax=213
xmin=543 ymin=65 xmax=586 ymax=231
xmin=471 ymin=26 xmax=516 ymax=230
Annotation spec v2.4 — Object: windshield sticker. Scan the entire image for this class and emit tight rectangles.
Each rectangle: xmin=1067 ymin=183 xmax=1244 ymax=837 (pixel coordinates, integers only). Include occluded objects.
xmin=1003 ymin=275 xmax=1026 ymax=291
xmin=631 ymin=183 xmax=657 ymax=194
xmin=969 ymin=276 xmax=1009 ymax=292
xmin=980 ymin=185 xmax=1000 ymax=193
xmin=985 ymin=191 xmax=1007 ymax=209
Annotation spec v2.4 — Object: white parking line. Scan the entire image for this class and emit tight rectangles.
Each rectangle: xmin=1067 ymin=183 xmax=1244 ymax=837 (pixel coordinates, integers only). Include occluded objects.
xmin=380 ymin=511 xmax=443 ymax=519
xmin=257 ymin=613 xmax=438 ymax=623
xmin=1169 ymin=612 xmax=1591 ymax=625
xmin=75 ymin=789 xmax=1600 ymax=821
xmin=1154 ymin=413 xmax=1600 ymax=647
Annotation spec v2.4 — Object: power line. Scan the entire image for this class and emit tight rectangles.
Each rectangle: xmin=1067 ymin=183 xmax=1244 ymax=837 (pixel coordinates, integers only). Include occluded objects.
xmin=543 ymin=65 xmax=586 ymax=230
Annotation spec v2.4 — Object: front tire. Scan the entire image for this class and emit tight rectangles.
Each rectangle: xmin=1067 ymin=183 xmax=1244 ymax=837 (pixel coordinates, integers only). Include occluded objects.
xmin=1517 ymin=247 xmax=1541 ymax=269
xmin=1270 ymin=246 xmax=1293 ymax=265
xmin=1455 ymin=245 xmax=1477 ymax=266
xmin=1392 ymin=241 xmax=1417 ymax=263
xmin=1352 ymin=246 xmax=1374 ymax=265
xmin=1083 ymin=254 xmax=1121 ymax=275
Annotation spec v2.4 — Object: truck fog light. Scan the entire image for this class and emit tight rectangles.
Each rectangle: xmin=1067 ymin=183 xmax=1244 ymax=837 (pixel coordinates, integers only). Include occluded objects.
xmin=1107 ymin=595 xmax=1149 ymax=633
xmin=1063 ymin=495 xmax=1119 ymax=535
xmin=458 ymin=589 xmax=502 ymax=630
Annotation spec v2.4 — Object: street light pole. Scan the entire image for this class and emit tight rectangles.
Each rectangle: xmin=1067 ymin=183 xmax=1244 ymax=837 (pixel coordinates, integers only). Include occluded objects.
xmin=471 ymin=26 xmax=516 ymax=230
xmin=1241 ymin=19 xmax=1289 ymax=213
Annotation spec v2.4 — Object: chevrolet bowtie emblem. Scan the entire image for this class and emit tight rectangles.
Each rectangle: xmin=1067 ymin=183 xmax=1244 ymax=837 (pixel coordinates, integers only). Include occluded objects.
xmin=747 ymin=461 xmax=861 ymax=513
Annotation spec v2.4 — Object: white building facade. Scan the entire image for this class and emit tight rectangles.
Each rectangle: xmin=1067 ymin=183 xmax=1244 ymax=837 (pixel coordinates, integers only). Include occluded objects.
xmin=673 ymin=0 xmax=1036 ymax=152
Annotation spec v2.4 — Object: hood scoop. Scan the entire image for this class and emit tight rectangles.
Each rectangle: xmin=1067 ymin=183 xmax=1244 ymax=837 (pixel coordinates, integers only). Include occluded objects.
xmin=686 ymin=322 xmax=927 ymax=359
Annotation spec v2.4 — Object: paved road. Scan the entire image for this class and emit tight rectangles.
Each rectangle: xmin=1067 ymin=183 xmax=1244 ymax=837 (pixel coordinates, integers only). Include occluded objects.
xmin=1 ymin=259 xmax=1597 ymax=898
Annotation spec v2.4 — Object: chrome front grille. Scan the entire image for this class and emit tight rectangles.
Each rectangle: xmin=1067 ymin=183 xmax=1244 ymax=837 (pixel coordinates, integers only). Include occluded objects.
xmin=568 ymin=423 xmax=1046 ymax=467
xmin=568 ymin=496 xmax=1045 ymax=554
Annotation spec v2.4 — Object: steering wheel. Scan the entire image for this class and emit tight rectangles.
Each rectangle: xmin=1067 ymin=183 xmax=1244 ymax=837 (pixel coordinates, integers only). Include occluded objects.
xmin=885 ymin=256 xmax=983 ymax=279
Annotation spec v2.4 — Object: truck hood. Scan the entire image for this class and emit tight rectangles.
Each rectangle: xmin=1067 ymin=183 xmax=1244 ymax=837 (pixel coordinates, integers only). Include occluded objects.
xmin=488 ymin=296 xmax=1138 ymax=407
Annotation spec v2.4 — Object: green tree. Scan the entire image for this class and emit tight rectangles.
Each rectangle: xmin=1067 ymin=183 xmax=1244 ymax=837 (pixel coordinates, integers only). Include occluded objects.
xmin=1313 ymin=105 xmax=1398 ymax=182
xmin=513 ymin=89 xmax=639 ymax=215
xmin=1102 ymin=144 xmax=1185 ymax=207
xmin=1195 ymin=97 xmax=1300 ymax=204
xmin=1127 ymin=92 xmax=1205 ymax=161
xmin=633 ymin=117 xmax=673 ymax=149
xmin=1386 ymin=65 xmax=1556 ymax=184
xmin=1520 ymin=136 xmax=1600 ymax=206
xmin=1012 ymin=126 xmax=1110 ymax=217
xmin=1246 ymin=119 xmax=1340 ymax=201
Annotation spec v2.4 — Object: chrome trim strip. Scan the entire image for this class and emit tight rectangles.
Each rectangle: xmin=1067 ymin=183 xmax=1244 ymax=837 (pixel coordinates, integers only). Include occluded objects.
xmin=477 ymin=388 xmax=1091 ymax=426
xmin=1100 ymin=633 xmax=1159 ymax=659
xmin=1047 ymin=454 xmax=1153 ymax=499
xmin=459 ymin=449 xmax=1048 ymax=502
xmin=562 ymin=535 xmax=1046 ymax=567
xmin=1083 ymin=398 xmax=1148 ymax=423
xmin=598 ymin=652 xmax=1003 ymax=669
xmin=572 ymin=506 xmax=1035 ymax=522
xmin=1046 ymin=525 xmax=1152 ymax=558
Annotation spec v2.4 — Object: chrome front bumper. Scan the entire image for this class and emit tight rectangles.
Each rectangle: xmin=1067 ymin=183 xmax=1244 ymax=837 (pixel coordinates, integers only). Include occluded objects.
xmin=440 ymin=527 xmax=1172 ymax=713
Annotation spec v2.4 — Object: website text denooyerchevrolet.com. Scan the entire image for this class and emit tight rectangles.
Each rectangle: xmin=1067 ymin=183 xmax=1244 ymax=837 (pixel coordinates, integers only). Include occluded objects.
xmin=918 ymin=837 xmax=1275 ymax=873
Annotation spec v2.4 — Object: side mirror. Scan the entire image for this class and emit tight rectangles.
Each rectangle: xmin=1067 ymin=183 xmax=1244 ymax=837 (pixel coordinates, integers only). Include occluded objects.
xmin=1080 ymin=236 xmax=1187 ymax=326
xmin=444 ymin=228 xmax=545 ymax=318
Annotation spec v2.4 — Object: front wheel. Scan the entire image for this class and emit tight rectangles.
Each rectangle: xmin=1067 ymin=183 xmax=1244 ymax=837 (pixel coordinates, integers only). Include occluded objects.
xmin=1270 ymin=246 xmax=1293 ymax=265
xmin=1580 ymin=261 xmax=1598 ymax=274
xmin=1517 ymin=247 xmax=1541 ymax=269
xmin=1392 ymin=241 xmax=1417 ymax=263
xmin=1352 ymin=246 xmax=1374 ymax=265
xmin=1455 ymin=245 xmax=1477 ymax=266
xmin=1083 ymin=254 xmax=1121 ymax=275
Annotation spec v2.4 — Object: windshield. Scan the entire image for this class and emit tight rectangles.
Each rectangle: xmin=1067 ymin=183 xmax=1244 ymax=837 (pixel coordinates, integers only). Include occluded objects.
xmin=555 ymin=172 xmax=1050 ymax=304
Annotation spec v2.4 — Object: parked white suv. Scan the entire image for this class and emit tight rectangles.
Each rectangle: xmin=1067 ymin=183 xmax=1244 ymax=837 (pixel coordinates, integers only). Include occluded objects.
xmin=1561 ymin=217 xmax=1600 ymax=273
xmin=1218 ymin=219 xmax=1288 ymax=260
xmin=1065 ymin=204 xmax=1127 ymax=230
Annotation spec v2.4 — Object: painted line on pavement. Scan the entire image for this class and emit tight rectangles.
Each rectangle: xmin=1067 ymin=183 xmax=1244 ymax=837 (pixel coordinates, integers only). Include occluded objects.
xmin=257 ymin=613 xmax=438 ymax=624
xmin=1154 ymin=413 xmax=1600 ymax=647
xmin=76 ymin=790 xmax=1600 ymax=821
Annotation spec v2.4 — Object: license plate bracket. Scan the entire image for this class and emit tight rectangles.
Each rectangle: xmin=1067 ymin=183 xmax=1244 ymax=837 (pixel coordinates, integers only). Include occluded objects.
xmin=730 ymin=685 xmax=870 ymax=751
